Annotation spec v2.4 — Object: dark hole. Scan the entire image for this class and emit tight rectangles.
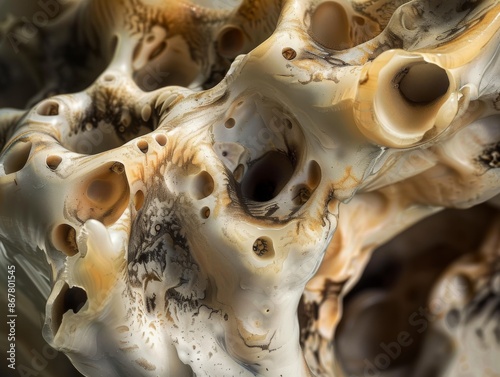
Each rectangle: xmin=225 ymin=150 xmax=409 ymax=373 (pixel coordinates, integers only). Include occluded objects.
xmin=241 ymin=151 xmax=294 ymax=202
xmin=51 ymin=283 xmax=88 ymax=336
xmin=398 ymin=63 xmax=450 ymax=105
xmin=63 ymin=286 xmax=88 ymax=314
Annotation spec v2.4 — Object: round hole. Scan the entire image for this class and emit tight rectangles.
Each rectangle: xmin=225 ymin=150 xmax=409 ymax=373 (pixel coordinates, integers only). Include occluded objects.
xmin=282 ymin=47 xmax=297 ymax=60
xmin=52 ymin=224 xmax=79 ymax=257
xmin=37 ymin=100 xmax=59 ymax=116
xmin=155 ymin=134 xmax=167 ymax=146
xmin=224 ymin=118 xmax=236 ymax=129
xmin=217 ymin=26 xmax=245 ymax=59
xmin=310 ymin=1 xmax=351 ymax=50
xmin=252 ymin=237 xmax=275 ymax=259
xmin=134 ymin=190 xmax=145 ymax=211
xmin=3 ymin=140 xmax=32 ymax=174
xmin=201 ymin=206 xmax=210 ymax=219
xmin=137 ymin=140 xmax=149 ymax=153
xmin=398 ymin=63 xmax=450 ymax=105
xmin=292 ymin=185 xmax=311 ymax=205
xmin=241 ymin=151 xmax=294 ymax=202
xmin=110 ymin=162 xmax=125 ymax=175
xmin=46 ymin=155 xmax=62 ymax=171
xmin=191 ymin=171 xmax=214 ymax=200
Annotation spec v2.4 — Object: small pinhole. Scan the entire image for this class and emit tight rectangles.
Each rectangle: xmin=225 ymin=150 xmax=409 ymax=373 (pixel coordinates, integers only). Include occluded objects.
xmin=252 ymin=237 xmax=275 ymax=259
xmin=224 ymin=118 xmax=236 ymax=129
xmin=292 ymin=185 xmax=311 ymax=205
xmin=46 ymin=155 xmax=62 ymax=171
xmin=201 ymin=207 xmax=210 ymax=219
xmin=282 ymin=47 xmax=297 ymax=60
xmin=155 ymin=134 xmax=167 ymax=146
xmin=137 ymin=140 xmax=149 ymax=153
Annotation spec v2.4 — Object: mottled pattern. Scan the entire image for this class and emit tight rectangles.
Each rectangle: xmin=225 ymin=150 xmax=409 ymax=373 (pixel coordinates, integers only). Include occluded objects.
xmin=0 ymin=0 xmax=498 ymax=377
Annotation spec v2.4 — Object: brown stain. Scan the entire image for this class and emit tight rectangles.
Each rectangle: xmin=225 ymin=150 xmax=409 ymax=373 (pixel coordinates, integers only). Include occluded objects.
xmin=135 ymin=357 xmax=156 ymax=371
xmin=334 ymin=166 xmax=361 ymax=190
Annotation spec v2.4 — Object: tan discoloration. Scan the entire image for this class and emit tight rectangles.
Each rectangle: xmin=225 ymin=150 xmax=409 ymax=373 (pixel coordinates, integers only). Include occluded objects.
xmin=0 ymin=0 xmax=498 ymax=377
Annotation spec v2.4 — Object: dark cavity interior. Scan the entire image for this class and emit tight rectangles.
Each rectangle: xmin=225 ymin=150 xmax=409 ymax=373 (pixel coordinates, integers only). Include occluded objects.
xmin=240 ymin=151 xmax=294 ymax=202
xmin=398 ymin=63 xmax=449 ymax=105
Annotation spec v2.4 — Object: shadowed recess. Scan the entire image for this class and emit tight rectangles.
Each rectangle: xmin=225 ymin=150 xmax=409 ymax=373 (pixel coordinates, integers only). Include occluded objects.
xmin=398 ymin=63 xmax=450 ymax=105
xmin=134 ymin=190 xmax=145 ymax=211
xmin=67 ymin=162 xmax=130 ymax=226
xmin=37 ymin=100 xmax=60 ymax=116
xmin=46 ymin=155 xmax=63 ymax=171
xmin=217 ymin=26 xmax=246 ymax=59
xmin=191 ymin=171 xmax=215 ymax=200
xmin=241 ymin=151 xmax=294 ymax=202
xmin=310 ymin=1 xmax=351 ymax=50
xmin=52 ymin=224 xmax=79 ymax=257
xmin=3 ymin=140 xmax=32 ymax=174
xmin=252 ymin=236 xmax=275 ymax=259
xmin=51 ymin=283 xmax=88 ymax=336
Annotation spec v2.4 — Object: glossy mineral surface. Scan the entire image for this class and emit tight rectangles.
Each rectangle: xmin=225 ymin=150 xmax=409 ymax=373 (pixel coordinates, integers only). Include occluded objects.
xmin=0 ymin=0 xmax=499 ymax=376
